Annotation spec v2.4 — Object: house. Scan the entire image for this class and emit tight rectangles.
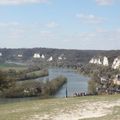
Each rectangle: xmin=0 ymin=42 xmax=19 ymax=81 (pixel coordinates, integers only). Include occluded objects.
xmin=113 ymin=75 xmax=120 ymax=85
xmin=100 ymin=77 xmax=108 ymax=84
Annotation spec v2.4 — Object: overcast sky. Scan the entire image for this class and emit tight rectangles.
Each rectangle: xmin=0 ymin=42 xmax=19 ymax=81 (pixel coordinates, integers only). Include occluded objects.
xmin=0 ymin=0 xmax=120 ymax=50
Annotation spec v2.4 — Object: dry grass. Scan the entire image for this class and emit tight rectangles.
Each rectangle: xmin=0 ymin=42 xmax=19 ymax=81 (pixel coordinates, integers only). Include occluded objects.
xmin=0 ymin=95 xmax=120 ymax=120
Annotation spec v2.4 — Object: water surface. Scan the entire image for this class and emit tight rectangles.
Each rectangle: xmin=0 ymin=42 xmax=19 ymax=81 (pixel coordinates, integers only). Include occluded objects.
xmin=37 ymin=68 xmax=89 ymax=97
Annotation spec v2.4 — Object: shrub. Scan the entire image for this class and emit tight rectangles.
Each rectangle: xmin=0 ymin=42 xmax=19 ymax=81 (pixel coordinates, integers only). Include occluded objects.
xmin=0 ymin=70 xmax=15 ymax=92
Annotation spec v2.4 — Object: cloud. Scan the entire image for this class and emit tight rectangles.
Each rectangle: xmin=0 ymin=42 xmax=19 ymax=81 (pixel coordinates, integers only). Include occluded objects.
xmin=0 ymin=21 xmax=120 ymax=50
xmin=76 ymin=13 xmax=105 ymax=24
xmin=0 ymin=0 xmax=49 ymax=5
xmin=0 ymin=22 xmax=20 ymax=27
xmin=46 ymin=21 xmax=58 ymax=28
xmin=62 ymin=28 xmax=120 ymax=50
xmin=78 ymin=29 xmax=120 ymax=41
xmin=96 ymin=0 xmax=113 ymax=5
xmin=0 ymin=21 xmax=58 ymax=48
xmin=0 ymin=22 xmax=25 ymax=39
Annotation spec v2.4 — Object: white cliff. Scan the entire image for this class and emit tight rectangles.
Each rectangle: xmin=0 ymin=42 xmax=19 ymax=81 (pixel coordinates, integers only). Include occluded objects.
xmin=47 ymin=56 xmax=53 ymax=61
xmin=112 ymin=57 xmax=120 ymax=69
xmin=0 ymin=52 xmax=2 ymax=56
xmin=98 ymin=58 xmax=102 ymax=65
xmin=41 ymin=54 xmax=45 ymax=59
xmin=33 ymin=53 xmax=40 ymax=58
xmin=58 ymin=54 xmax=66 ymax=60
xmin=89 ymin=56 xmax=109 ymax=66
xmin=18 ymin=54 xmax=23 ymax=58
xmin=89 ymin=58 xmax=94 ymax=63
xmin=89 ymin=57 xmax=102 ymax=65
xmin=58 ymin=56 xmax=62 ymax=60
xmin=103 ymin=56 xmax=109 ymax=66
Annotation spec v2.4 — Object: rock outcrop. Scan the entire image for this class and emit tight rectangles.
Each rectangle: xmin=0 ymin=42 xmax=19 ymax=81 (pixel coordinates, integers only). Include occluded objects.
xmin=103 ymin=56 xmax=109 ymax=66
xmin=18 ymin=54 xmax=23 ymax=58
xmin=89 ymin=56 xmax=109 ymax=66
xmin=58 ymin=54 xmax=66 ymax=60
xmin=0 ymin=52 xmax=2 ymax=57
xmin=33 ymin=53 xmax=40 ymax=58
xmin=112 ymin=57 xmax=120 ymax=69
xmin=41 ymin=54 xmax=45 ymax=59
xmin=47 ymin=56 xmax=53 ymax=61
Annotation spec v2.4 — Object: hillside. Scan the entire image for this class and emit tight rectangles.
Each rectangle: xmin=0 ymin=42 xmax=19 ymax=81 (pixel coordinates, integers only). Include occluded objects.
xmin=0 ymin=48 xmax=120 ymax=66
xmin=0 ymin=95 xmax=120 ymax=120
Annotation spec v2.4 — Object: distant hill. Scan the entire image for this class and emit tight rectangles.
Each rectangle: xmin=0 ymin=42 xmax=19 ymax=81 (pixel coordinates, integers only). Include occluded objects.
xmin=0 ymin=48 xmax=120 ymax=66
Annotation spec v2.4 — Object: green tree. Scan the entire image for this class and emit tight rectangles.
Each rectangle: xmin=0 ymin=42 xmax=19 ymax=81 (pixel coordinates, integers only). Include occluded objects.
xmin=88 ymin=79 xmax=97 ymax=94
xmin=88 ymin=72 xmax=100 ymax=94
xmin=0 ymin=70 xmax=15 ymax=91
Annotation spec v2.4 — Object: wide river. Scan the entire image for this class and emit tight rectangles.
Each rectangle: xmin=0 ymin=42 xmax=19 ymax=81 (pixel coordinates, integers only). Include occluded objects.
xmin=0 ymin=68 xmax=89 ymax=104
xmin=37 ymin=68 xmax=90 ymax=97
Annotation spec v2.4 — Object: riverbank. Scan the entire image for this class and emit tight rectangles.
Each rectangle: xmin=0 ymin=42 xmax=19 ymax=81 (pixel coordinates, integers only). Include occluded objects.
xmin=1 ymin=76 xmax=67 ymax=98
xmin=0 ymin=67 xmax=89 ymax=98
xmin=0 ymin=94 xmax=120 ymax=120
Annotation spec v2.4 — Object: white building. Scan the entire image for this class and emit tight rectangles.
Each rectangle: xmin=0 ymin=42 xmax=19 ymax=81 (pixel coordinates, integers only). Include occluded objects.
xmin=113 ymin=75 xmax=120 ymax=85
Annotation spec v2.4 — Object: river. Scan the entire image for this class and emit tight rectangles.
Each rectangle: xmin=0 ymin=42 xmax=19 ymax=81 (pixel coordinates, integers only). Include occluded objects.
xmin=36 ymin=68 xmax=89 ymax=97
xmin=0 ymin=68 xmax=89 ymax=104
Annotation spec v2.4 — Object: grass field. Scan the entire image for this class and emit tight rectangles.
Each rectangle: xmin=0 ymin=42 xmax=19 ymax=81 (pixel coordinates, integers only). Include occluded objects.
xmin=0 ymin=63 xmax=27 ymax=71
xmin=26 ymin=69 xmax=48 ymax=77
xmin=0 ymin=94 xmax=120 ymax=120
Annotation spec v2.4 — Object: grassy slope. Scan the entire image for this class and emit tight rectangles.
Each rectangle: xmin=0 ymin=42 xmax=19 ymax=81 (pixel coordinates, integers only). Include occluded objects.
xmin=0 ymin=95 xmax=120 ymax=120
xmin=0 ymin=63 xmax=27 ymax=71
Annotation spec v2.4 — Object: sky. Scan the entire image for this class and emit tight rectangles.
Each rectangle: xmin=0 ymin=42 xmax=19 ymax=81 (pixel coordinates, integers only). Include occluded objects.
xmin=0 ymin=0 xmax=120 ymax=50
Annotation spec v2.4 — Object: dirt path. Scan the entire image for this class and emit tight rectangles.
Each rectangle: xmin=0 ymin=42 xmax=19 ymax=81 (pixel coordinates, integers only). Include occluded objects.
xmin=29 ymin=99 xmax=120 ymax=120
